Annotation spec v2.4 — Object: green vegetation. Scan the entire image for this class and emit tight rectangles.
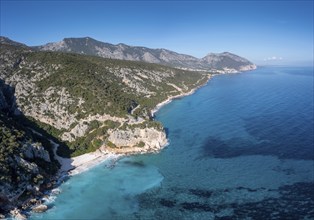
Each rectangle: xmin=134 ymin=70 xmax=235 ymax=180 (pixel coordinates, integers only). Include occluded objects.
xmin=106 ymin=141 xmax=116 ymax=148
xmin=0 ymin=112 xmax=59 ymax=186
xmin=27 ymin=51 xmax=208 ymax=118
xmin=1 ymin=43 xmax=211 ymax=157
xmin=137 ymin=141 xmax=145 ymax=148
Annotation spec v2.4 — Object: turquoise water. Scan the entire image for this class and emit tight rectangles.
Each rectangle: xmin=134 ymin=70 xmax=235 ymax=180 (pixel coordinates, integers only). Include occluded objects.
xmin=31 ymin=66 xmax=314 ymax=219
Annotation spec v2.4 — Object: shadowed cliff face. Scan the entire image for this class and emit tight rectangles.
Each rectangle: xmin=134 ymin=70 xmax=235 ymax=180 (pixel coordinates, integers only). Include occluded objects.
xmin=0 ymin=79 xmax=16 ymax=114
xmin=0 ymin=81 xmax=60 ymax=214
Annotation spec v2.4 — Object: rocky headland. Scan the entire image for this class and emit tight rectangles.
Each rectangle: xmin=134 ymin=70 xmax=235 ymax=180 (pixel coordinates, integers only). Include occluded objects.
xmin=0 ymin=36 xmax=256 ymax=218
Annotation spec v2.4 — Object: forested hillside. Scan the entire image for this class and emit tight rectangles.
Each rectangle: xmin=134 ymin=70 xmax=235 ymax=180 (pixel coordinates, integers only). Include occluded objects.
xmin=0 ymin=39 xmax=209 ymax=157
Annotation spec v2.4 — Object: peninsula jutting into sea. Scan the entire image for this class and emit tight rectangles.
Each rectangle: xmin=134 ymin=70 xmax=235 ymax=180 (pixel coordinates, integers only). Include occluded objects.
xmin=0 ymin=36 xmax=256 ymax=218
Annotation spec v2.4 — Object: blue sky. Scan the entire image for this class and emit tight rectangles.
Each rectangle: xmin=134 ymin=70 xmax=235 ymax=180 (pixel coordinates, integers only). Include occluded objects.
xmin=1 ymin=1 xmax=313 ymax=66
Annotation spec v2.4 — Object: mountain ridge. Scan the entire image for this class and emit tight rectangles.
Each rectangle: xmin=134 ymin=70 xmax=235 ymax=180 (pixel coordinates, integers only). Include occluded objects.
xmin=31 ymin=36 xmax=256 ymax=72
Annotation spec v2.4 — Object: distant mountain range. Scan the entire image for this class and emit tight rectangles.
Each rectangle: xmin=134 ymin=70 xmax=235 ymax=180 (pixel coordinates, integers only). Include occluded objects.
xmin=32 ymin=37 xmax=256 ymax=72
xmin=0 ymin=36 xmax=28 ymax=48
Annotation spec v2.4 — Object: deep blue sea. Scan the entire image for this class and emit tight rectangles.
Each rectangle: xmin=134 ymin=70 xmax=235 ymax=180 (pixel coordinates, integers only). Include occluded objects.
xmin=31 ymin=66 xmax=314 ymax=219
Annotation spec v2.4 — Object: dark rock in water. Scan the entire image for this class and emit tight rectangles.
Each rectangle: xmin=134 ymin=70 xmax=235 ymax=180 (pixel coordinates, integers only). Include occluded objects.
xmin=123 ymin=160 xmax=145 ymax=167
xmin=29 ymin=199 xmax=38 ymax=204
xmin=189 ymin=189 xmax=213 ymax=198
xmin=235 ymin=186 xmax=258 ymax=192
xmin=181 ymin=202 xmax=213 ymax=212
xmin=137 ymin=182 xmax=313 ymax=219
xmin=229 ymin=182 xmax=314 ymax=219
xmin=159 ymin=199 xmax=176 ymax=207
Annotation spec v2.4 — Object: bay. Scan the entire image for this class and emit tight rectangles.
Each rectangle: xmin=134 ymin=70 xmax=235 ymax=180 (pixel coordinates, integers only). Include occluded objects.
xmin=31 ymin=66 xmax=314 ymax=219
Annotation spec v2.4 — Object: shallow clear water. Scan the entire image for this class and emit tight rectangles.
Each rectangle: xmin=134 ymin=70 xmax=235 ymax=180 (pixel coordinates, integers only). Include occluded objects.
xmin=31 ymin=66 xmax=314 ymax=219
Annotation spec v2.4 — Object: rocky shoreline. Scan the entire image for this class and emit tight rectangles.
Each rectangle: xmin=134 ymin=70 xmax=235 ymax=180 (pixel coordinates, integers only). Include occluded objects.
xmin=2 ymin=172 xmax=62 ymax=220
xmin=6 ymin=74 xmax=213 ymax=219
xmin=151 ymin=74 xmax=212 ymax=117
xmin=4 ymin=69 xmax=255 ymax=219
xmin=4 ymin=134 xmax=167 ymax=219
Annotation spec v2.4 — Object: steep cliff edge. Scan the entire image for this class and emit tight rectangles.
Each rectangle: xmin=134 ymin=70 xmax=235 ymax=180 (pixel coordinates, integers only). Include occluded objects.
xmin=0 ymin=81 xmax=59 ymax=215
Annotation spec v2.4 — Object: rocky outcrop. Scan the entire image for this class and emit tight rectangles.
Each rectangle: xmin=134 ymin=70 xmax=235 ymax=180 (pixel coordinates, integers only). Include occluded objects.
xmin=10 ymin=208 xmax=26 ymax=220
xmin=0 ymin=36 xmax=28 ymax=48
xmin=14 ymin=156 xmax=39 ymax=174
xmin=61 ymin=114 xmax=127 ymax=142
xmin=201 ymin=52 xmax=257 ymax=72
xmin=15 ymin=85 xmax=78 ymax=130
xmin=23 ymin=143 xmax=51 ymax=162
xmin=107 ymin=127 xmax=167 ymax=153
xmin=31 ymin=204 xmax=48 ymax=213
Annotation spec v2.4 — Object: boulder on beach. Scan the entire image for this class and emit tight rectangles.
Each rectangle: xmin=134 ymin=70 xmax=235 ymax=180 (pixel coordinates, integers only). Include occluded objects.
xmin=10 ymin=208 xmax=27 ymax=220
xmin=32 ymin=204 xmax=48 ymax=213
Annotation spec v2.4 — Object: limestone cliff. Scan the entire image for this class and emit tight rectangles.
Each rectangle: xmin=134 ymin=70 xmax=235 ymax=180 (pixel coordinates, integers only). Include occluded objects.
xmin=0 ymin=38 xmax=209 ymax=157
xmin=107 ymin=127 xmax=168 ymax=154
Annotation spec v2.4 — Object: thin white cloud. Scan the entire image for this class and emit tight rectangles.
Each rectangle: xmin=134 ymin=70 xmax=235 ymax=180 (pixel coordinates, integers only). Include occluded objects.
xmin=264 ymin=56 xmax=283 ymax=61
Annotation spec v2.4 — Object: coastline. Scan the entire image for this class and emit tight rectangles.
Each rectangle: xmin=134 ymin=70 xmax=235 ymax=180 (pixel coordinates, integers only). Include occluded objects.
xmin=50 ymin=141 xmax=120 ymax=176
xmin=10 ymin=69 xmax=256 ymax=219
xmin=151 ymin=74 xmax=212 ymax=117
xmin=55 ymin=74 xmax=213 ymax=177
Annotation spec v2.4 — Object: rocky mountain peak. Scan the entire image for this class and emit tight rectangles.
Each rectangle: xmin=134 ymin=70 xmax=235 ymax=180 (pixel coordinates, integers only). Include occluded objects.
xmin=32 ymin=36 xmax=256 ymax=72
xmin=0 ymin=36 xmax=28 ymax=48
xmin=201 ymin=52 xmax=256 ymax=71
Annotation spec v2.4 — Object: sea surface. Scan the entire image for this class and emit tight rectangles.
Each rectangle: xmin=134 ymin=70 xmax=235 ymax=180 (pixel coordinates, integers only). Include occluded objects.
xmin=31 ymin=66 xmax=314 ymax=219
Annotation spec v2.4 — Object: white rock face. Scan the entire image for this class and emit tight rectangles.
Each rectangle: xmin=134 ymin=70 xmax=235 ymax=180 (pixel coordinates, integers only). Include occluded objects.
xmin=142 ymin=52 xmax=160 ymax=63
xmin=10 ymin=208 xmax=27 ymax=220
xmin=39 ymin=40 xmax=67 ymax=51
xmin=239 ymin=64 xmax=257 ymax=71
xmin=61 ymin=123 xmax=89 ymax=142
xmin=32 ymin=204 xmax=48 ymax=213
xmin=95 ymin=46 xmax=112 ymax=58
xmin=61 ymin=113 xmax=128 ymax=142
xmin=108 ymin=127 xmax=167 ymax=151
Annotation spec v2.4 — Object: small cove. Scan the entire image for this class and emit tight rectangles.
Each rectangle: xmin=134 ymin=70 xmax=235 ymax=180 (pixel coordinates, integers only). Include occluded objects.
xmin=31 ymin=66 xmax=314 ymax=219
